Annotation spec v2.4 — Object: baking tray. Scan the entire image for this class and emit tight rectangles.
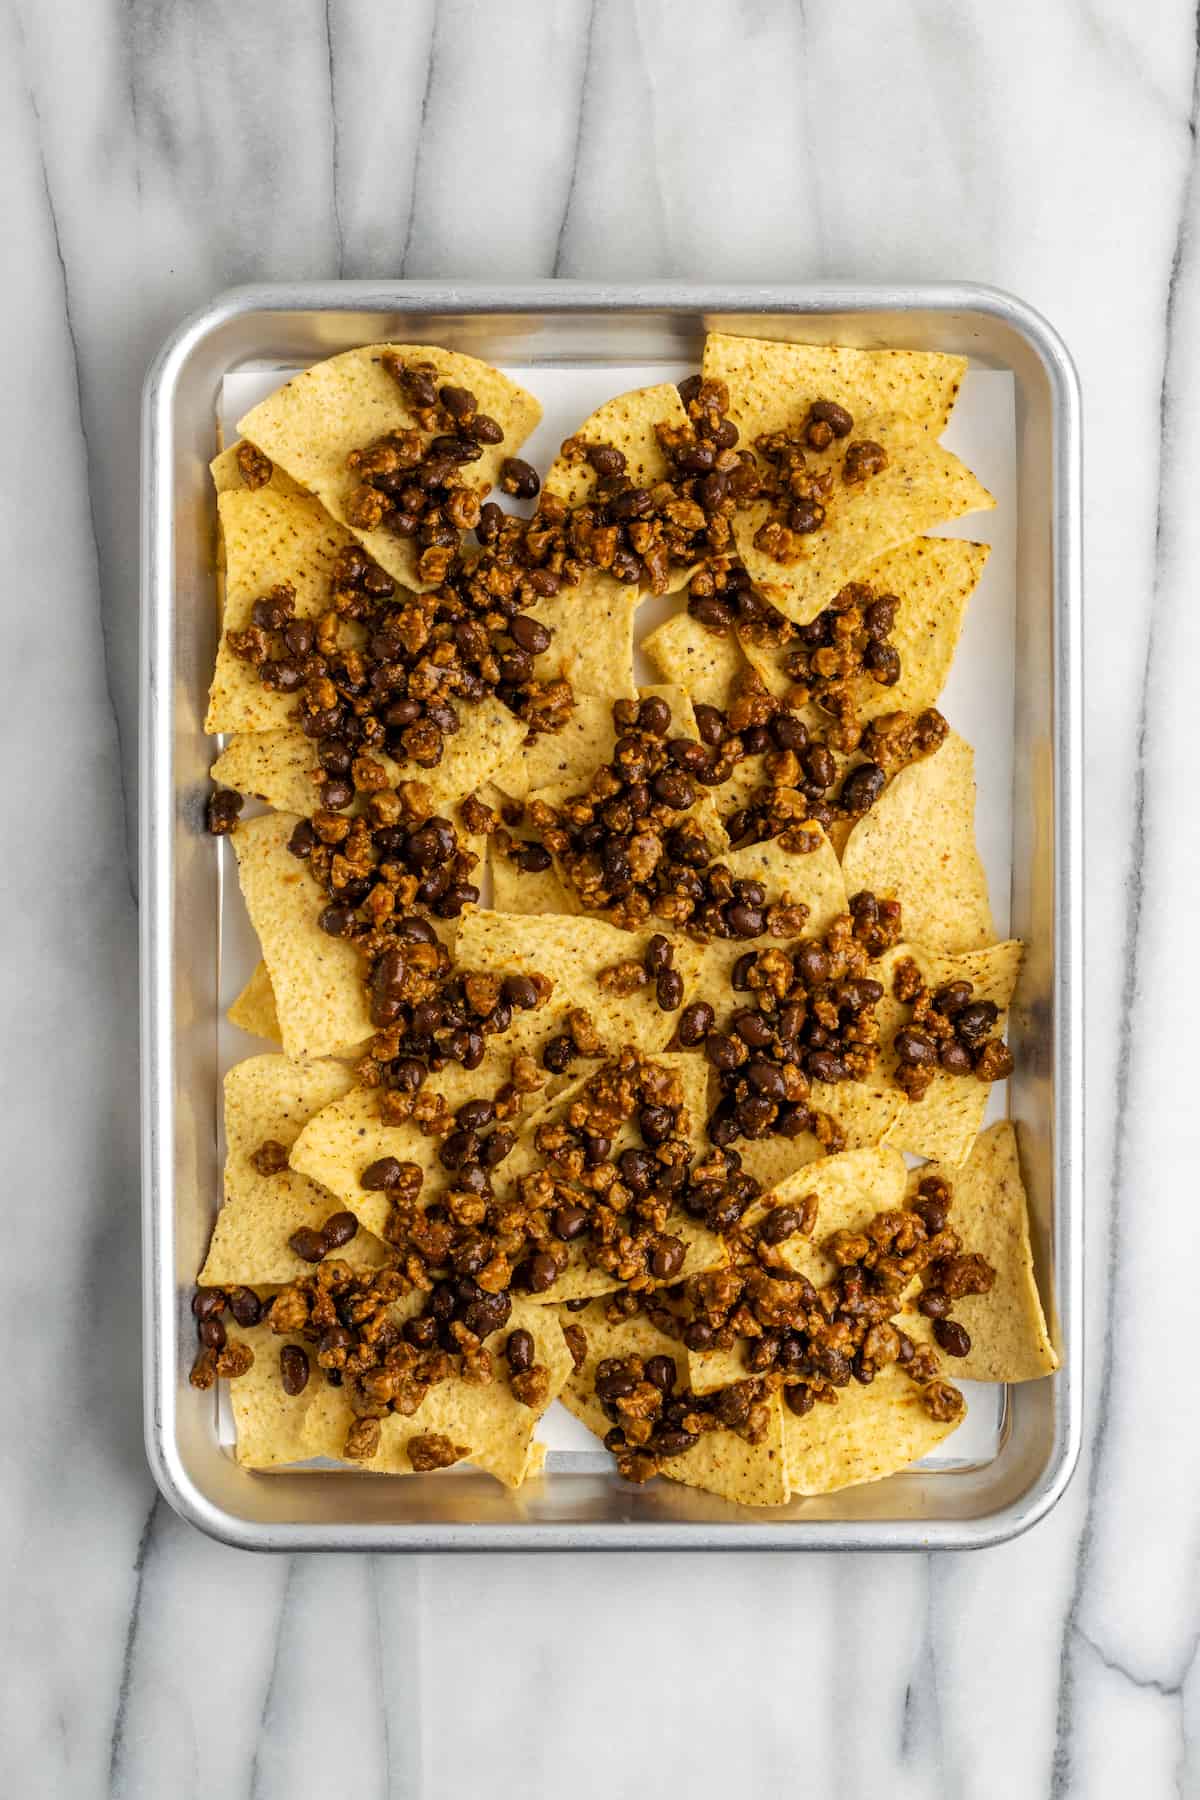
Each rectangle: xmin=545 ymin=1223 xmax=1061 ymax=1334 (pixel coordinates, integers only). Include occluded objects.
xmin=141 ymin=282 xmax=1083 ymax=1550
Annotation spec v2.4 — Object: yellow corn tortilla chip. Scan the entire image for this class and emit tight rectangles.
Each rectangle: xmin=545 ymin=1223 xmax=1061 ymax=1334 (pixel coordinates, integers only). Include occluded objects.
xmin=229 ymin=1321 xmax=319 ymax=1469
xmin=734 ymin=421 xmax=995 ymax=627
xmin=559 ymin=1302 xmax=788 ymax=1506
xmin=493 ymin=693 xmax=616 ymax=802
xmin=784 ymin=1363 xmax=962 ymax=1496
xmin=641 ymin=610 xmax=750 ymax=712
xmin=901 ymin=1122 xmax=1057 ymax=1380
xmin=727 ymin=1079 xmax=907 ymax=1192
xmin=211 ymin=443 xmax=310 ymax=500
xmin=301 ymin=1296 xmax=572 ymax=1488
xmin=236 ymin=346 xmax=540 ymax=589
xmin=532 ymin=571 xmax=640 ymax=699
xmin=200 ymin=1055 xmax=391 ymax=1285
xmin=687 ymin=1147 xmax=909 ymax=1396
xmin=287 ymin=1068 xmax=507 ymax=1239
xmin=702 ymin=332 xmax=967 ymax=438
xmin=737 ymin=536 xmax=990 ymax=720
xmin=206 ymin=485 xmax=366 ymax=735
xmin=841 ymin=732 xmax=995 ymax=953
xmin=544 ymin=382 xmax=689 ymax=507
xmin=212 ymin=697 xmax=525 ymax=823
xmin=508 ymin=1054 xmax=726 ymax=1303
xmin=232 ymin=813 xmax=375 ymax=1060
xmin=227 ymin=961 xmax=282 ymax=1043
xmin=453 ymin=910 xmax=705 ymax=1062
xmin=876 ymin=940 xmax=1023 ymax=1166
xmin=489 ymin=833 xmax=579 ymax=915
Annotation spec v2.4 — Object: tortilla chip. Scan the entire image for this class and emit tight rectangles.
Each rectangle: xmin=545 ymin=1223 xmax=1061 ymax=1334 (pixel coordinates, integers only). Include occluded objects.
xmin=493 ymin=693 xmax=617 ymax=801
xmin=288 ymin=1056 xmax=527 ymax=1234
xmin=559 ymin=1302 xmax=789 ymax=1506
xmin=229 ymin=1322 xmax=319 ymax=1469
xmin=231 ymin=813 xmax=374 ymax=1060
xmin=212 ymin=696 xmax=525 ymax=823
xmin=901 ymin=1122 xmax=1057 ymax=1380
xmin=876 ymin=940 xmax=1023 ymax=1166
xmin=236 ymin=346 xmax=541 ymax=588
xmin=302 ymin=1296 xmax=572 ymax=1488
xmin=489 ymin=835 xmax=580 ymax=915
xmin=734 ymin=422 xmax=995 ymax=627
xmin=784 ymin=1363 xmax=962 ymax=1496
xmin=841 ymin=733 xmax=995 ymax=952
xmin=508 ymin=1055 xmax=726 ymax=1303
xmin=738 ymin=536 xmax=990 ymax=718
xmin=641 ymin=610 xmax=750 ymax=711
xmin=532 ymin=572 xmax=640 ymax=699
xmin=728 ymin=1078 xmax=907 ymax=1191
xmin=702 ymin=332 xmax=967 ymax=439
xmin=200 ymin=1055 xmax=391 ymax=1285
xmin=227 ymin=961 xmax=282 ymax=1043
xmin=544 ymin=382 xmax=689 ymax=507
xmin=686 ymin=1146 xmax=909 ymax=1396
xmin=206 ymin=485 xmax=364 ymax=734
xmin=453 ymin=910 xmax=704 ymax=1061
xmin=211 ymin=443 xmax=310 ymax=500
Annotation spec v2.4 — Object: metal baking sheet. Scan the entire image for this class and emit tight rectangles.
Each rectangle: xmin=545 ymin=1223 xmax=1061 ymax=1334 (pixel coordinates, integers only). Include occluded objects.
xmin=141 ymin=282 xmax=1083 ymax=1550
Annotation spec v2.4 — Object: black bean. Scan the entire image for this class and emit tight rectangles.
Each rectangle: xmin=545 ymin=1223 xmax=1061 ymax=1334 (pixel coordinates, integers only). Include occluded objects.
xmin=288 ymin=1227 xmax=327 ymax=1264
xmin=894 ymin=1027 xmax=937 ymax=1067
xmin=553 ymin=1203 xmax=589 ymax=1241
xmin=727 ymin=903 xmax=765 ymax=938
xmin=322 ymin=1211 xmax=359 ymax=1249
xmin=841 ymin=762 xmax=886 ymax=816
xmin=933 ymin=1318 xmax=971 ymax=1357
xmin=501 ymin=457 xmax=540 ymax=499
xmin=650 ymin=1237 xmax=686 ymax=1281
xmin=361 ymin=1156 xmax=405 ymax=1191
xmin=510 ymin=613 xmax=552 ymax=655
xmin=693 ymin=703 xmax=726 ymax=746
xmin=199 ymin=1315 xmax=226 ymax=1350
xmin=526 ymin=1252 xmax=559 ymax=1293
xmin=644 ymin=1354 xmax=677 ymax=1394
xmin=656 ymin=968 xmax=684 ymax=1011
xmin=226 ymin=1287 xmax=263 ymax=1328
xmin=506 ymin=1328 xmax=535 ymax=1372
xmin=280 ymin=1344 xmax=310 ymax=1396
xmin=746 ymin=1059 xmax=786 ymax=1101
xmin=677 ymin=1001 xmax=714 ymax=1047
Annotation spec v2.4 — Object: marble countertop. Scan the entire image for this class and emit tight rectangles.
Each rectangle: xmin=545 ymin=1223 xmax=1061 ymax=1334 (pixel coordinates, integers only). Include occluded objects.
xmin=3 ymin=1 xmax=1190 ymax=1794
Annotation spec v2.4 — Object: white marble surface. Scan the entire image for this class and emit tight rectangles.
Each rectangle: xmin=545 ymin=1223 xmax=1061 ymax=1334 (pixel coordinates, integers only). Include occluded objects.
xmin=1 ymin=0 xmax=1192 ymax=1792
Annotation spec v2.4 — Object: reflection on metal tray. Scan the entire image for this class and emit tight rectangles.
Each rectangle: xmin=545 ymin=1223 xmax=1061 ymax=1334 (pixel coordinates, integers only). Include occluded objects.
xmin=141 ymin=282 xmax=1083 ymax=1551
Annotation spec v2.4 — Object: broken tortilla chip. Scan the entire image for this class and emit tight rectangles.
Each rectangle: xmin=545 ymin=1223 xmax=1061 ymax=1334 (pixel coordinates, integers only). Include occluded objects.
xmin=229 ymin=1321 xmax=320 ymax=1469
xmin=452 ymin=910 xmax=704 ymax=1063
xmin=734 ymin=421 xmax=995 ymax=627
xmin=544 ymin=382 xmax=689 ymax=507
xmin=199 ymin=1055 xmax=391 ymax=1285
xmin=559 ymin=1302 xmax=789 ymax=1506
xmin=231 ymin=813 xmax=374 ymax=1060
xmin=876 ymin=940 xmax=1023 ymax=1166
xmin=784 ymin=1363 xmax=962 ymax=1496
xmin=687 ymin=1147 xmax=909 ymax=1396
xmin=702 ymin=332 xmax=967 ymax=439
xmin=901 ymin=1122 xmax=1058 ymax=1380
xmin=301 ymin=1296 xmax=572 ymax=1488
xmin=841 ymin=732 xmax=995 ymax=953
xmin=508 ymin=1055 xmax=726 ymax=1303
xmin=737 ymin=536 xmax=990 ymax=723
xmin=227 ymin=961 xmax=282 ymax=1043
xmin=532 ymin=571 xmax=640 ymax=699
xmin=211 ymin=443 xmax=309 ymax=500
xmin=206 ymin=485 xmax=365 ymax=735
xmin=642 ymin=609 xmax=750 ymax=712
xmin=236 ymin=346 xmax=541 ymax=589
xmin=287 ymin=1070 xmax=509 ymax=1240
xmin=212 ymin=697 xmax=525 ymax=822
